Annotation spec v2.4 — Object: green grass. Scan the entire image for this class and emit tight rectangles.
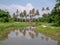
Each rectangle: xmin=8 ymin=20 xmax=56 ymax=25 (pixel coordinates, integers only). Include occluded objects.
xmin=0 ymin=22 xmax=31 ymax=30
xmin=0 ymin=44 xmax=2 ymax=45
xmin=35 ymin=22 xmax=60 ymax=40
xmin=36 ymin=26 xmax=60 ymax=35
xmin=0 ymin=22 xmax=31 ymax=40
xmin=0 ymin=22 xmax=60 ymax=40
xmin=0 ymin=22 xmax=31 ymax=35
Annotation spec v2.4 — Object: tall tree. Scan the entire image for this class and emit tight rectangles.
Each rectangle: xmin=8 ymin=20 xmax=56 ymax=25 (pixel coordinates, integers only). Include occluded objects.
xmin=46 ymin=7 xmax=50 ymax=14
xmin=0 ymin=9 xmax=11 ymax=22
xmin=13 ymin=13 xmax=16 ymax=21
xmin=29 ymin=10 xmax=32 ymax=21
xmin=46 ymin=7 xmax=49 ymax=10
xmin=31 ymin=8 xmax=35 ymax=15
xmin=48 ymin=0 xmax=60 ymax=26
xmin=35 ymin=9 xmax=40 ymax=15
xmin=42 ymin=7 xmax=45 ymax=11
xmin=56 ymin=0 xmax=60 ymax=2
xmin=16 ymin=9 xmax=19 ymax=22
xmin=23 ymin=10 xmax=27 ymax=22
xmin=20 ymin=12 xmax=24 ymax=22
xmin=30 ymin=8 xmax=35 ymax=22
xmin=35 ymin=9 xmax=40 ymax=22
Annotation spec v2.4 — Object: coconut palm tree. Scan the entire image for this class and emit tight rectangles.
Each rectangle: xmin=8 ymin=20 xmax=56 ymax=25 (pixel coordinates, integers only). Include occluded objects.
xmin=16 ymin=9 xmax=19 ymax=22
xmin=31 ymin=8 xmax=35 ymax=22
xmin=29 ymin=10 xmax=32 ymax=22
xmin=35 ymin=9 xmax=40 ymax=22
xmin=23 ymin=10 xmax=27 ymax=22
xmin=20 ymin=12 xmax=24 ymax=22
xmin=46 ymin=7 xmax=50 ymax=14
xmin=42 ymin=7 xmax=50 ymax=15
xmin=13 ymin=13 xmax=16 ymax=21
xmin=35 ymin=9 xmax=40 ymax=16
xmin=42 ymin=7 xmax=45 ymax=11
xmin=46 ymin=7 xmax=49 ymax=10
xmin=56 ymin=0 xmax=60 ymax=2
xmin=31 ymin=8 xmax=35 ymax=15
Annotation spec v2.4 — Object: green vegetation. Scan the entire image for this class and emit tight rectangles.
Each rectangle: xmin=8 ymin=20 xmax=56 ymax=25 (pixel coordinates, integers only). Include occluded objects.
xmin=0 ymin=44 xmax=2 ymax=45
xmin=0 ymin=22 xmax=31 ymax=30
xmin=30 ymin=0 xmax=60 ymax=27
xmin=0 ymin=22 xmax=31 ymax=41
xmin=13 ymin=8 xmax=40 ymax=22
xmin=36 ymin=23 xmax=60 ymax=34
xmin=0 ymin=22 xmax=31 ymax=38
xmin=35 ymin=22 xmax=60 ymax=40
xmin=39 ymin=0 xmax=60 ymax=26
xmin=0 ymin=0 xmax=60 ymax=41
xmin=0 ymin=9 xmax=12 ymax=22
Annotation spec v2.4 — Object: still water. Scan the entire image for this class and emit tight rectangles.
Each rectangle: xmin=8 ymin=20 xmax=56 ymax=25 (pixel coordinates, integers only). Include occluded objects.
xmin=0 ymin=26 xmax=60 ymax=45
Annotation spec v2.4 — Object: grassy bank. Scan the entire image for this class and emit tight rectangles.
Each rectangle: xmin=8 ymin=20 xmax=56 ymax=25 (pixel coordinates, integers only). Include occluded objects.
xmin=0 ymin=44 xmax=2 ymax=45
xmin=36 ymin=22 xmax=60 ymax=40
xmin=0 ymin=22 xmax=31 ymax=30
xmin=0 ymin=22 xmax=31 ymax=40
xmin=0 ymin=22 xmax=31 ymax=34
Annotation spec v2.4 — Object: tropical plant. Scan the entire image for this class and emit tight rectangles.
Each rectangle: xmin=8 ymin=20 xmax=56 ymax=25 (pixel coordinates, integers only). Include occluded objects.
xmin=20 ymin=12 xmax=24 ymax=22
xmin=0 ymin=9 xmax=11 ymax=22
xmin=16 ymin=9 xmax=19 ymax=22
xmin=23 ymin=10 xmax=27 ymax=22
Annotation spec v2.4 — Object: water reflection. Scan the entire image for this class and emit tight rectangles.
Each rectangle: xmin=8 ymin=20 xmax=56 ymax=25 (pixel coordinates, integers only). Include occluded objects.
xmin=22 ymin=29 xmax=26 ymax=36
xmin=57 ymin=41 xmax=60 ymax=45
xmin=41 ymin=36 xmax=44 ymax=40
xmin=0 ymin=26 xmax=60 ymax=45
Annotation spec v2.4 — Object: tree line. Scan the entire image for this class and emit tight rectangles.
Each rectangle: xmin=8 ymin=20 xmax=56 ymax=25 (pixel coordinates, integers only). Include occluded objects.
xmin=13 ymin=8 xmax=40 ymax=22
xmin=39 ymin=0 xmax=60 ymax=26
xmin=0 ymin=0 xmax=60 ymax=26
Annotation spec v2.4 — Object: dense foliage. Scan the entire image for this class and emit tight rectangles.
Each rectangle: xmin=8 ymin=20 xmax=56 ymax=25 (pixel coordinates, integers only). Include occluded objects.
xmin=13 ymin=8 xmax=40 ymax=22
xmin=0 ymin=9 xmax=11 ymax=22
xmin=48 ymin=0 xmax=60 ymax=26
xmin=0 ymin=0 xmax=60 ymax=26
xmin=39 ymin=0 xmax=60 ymax=26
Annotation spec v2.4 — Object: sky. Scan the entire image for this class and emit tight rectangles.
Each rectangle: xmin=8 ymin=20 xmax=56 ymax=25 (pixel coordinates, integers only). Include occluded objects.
xmin=0 ymin=0 xmax=56 ymax=17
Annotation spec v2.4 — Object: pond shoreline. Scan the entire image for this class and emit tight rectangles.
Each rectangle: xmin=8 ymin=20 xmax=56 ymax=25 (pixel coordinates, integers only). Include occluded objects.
xmin=0 ymin=22 xmax=31 ymax=30
xmin=0 ymin=22 xmax=60 ymax=40
xmin=35 ymin=22 xmax=60 ymax=40
xmin=0 ymin=22 xmax=31 ymax=35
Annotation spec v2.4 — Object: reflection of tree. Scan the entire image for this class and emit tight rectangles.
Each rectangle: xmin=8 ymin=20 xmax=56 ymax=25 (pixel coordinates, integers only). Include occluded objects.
xmin=34 ymin=30 xmax=38 ymax=37
xmin=30 ymin=26 xmax=31 ymax=30
xmin=23 ymin=30 xmax=26 ymax=36
xmin=41 ymin=36 xmax=49 ymax=41
xmin=57 ymin=41 xmax=60 ymax=45
xmin=0 ymin=31 xmax=10 ymax=40
xmin=36 ymin=32 xmax=38 ymax=37
xmin=29 ymin=32 xmax=35 ymax=39
xmin=45 ymin=37 xmax=48 ymax=42
xmin=19 ymin=28 xmax=23 ymax=32
xmin=41 ymin=36 xmax=44 ymax=40
xmin=16 ymin=32 xmax=18 ymax=36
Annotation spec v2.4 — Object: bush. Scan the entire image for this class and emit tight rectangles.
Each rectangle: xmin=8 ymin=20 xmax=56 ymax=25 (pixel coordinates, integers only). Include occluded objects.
xmin=0 ymin=9 xmax=11 ymax=23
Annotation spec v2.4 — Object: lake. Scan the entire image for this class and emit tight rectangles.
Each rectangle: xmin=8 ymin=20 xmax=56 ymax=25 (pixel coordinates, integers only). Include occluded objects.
xmin=0 ymin=26 xmax=60 ymax=45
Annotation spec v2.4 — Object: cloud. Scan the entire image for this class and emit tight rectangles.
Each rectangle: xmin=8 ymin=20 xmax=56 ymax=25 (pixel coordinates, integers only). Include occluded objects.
xmin=0 ymin=3 xmax=51 ymax=17
xmin=0 ymin=3 xmax=34 ymax=15
xmin=26 ymin=3 xmax=34 ymax=12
